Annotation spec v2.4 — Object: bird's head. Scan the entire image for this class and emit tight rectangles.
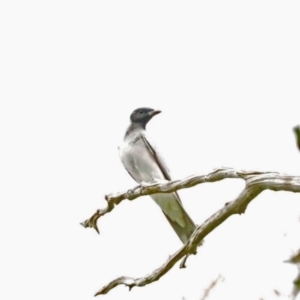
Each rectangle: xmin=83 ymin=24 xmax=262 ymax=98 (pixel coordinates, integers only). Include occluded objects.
xmin=130 ymin=107 xmax=161 ymax=128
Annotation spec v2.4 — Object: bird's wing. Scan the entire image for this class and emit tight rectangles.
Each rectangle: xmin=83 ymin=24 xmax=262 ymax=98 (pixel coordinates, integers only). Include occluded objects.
xmin=140 ymin=133 xmax=171 ymax=180
xmin=140 ymin=132 xmax=197 ymax=244
xmin=140 ymin=132 xmax=183 ymax=205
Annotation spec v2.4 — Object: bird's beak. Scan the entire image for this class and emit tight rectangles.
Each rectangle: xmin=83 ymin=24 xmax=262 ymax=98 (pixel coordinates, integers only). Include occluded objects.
xmin=148 ymin=110 xmax=161 ymax=117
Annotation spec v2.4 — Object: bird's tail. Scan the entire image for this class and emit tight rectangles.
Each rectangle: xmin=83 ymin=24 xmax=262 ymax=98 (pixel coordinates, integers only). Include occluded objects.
xmin=162 ymin=209 xmax=196 ymax=244
xmin=151 ymin=192 xmax=197 ymax=244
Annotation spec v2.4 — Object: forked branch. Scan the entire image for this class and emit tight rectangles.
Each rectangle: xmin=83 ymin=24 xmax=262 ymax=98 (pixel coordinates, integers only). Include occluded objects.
xmin=80 ymin=167 xmax=300 ymax=297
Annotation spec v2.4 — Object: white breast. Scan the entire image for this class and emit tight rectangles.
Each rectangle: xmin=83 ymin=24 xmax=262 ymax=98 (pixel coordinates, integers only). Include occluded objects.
xmin=119 ymin=130 xmax=165 ymax=184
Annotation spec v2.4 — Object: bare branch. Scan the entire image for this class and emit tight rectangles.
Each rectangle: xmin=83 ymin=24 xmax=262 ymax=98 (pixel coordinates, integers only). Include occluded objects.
xmin=293 ymin=125 xmax=300 ymax=151
xmin=81 ymin=167 xmax=296 ymax=233
xmin=285 ymin=251 xmax=300 ymax=264
xmin=285 ymin=250 xmax=300 ymax=300
xmin=292 ymin=270 xmax=300 ymax=300
xmin=81 ymin=167 xmax=300 ymax=297
xmin=200 ymin=274 xmax=224 ymax=300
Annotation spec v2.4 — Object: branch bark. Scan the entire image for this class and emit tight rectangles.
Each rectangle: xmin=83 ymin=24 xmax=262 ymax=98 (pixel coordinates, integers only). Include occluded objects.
xmin=200 ymin=274 xmax=224 ymax=300
xmin=80 ymin=167 xmax=300 ymax=297
xmin=293 ymin=125 xmax=300 ymax=151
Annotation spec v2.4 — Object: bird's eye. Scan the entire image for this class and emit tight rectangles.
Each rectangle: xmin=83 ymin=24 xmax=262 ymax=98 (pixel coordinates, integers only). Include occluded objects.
xmin=139 ymin=110 xmax=143 ymax=114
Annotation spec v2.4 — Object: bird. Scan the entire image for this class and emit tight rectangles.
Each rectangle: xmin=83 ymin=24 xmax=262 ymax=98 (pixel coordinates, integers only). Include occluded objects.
xmin=118 ymin=107 xmax=197 ymax=244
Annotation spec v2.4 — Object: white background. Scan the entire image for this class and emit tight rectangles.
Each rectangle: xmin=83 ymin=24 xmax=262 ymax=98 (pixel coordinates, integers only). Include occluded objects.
xmin=1 ymin=1 xmax=300 ymax=299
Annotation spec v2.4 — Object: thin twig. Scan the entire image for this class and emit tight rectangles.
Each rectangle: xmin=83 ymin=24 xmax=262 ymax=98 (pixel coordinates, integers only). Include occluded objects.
xmin=200 ymin=274 xmax=224 ymax=300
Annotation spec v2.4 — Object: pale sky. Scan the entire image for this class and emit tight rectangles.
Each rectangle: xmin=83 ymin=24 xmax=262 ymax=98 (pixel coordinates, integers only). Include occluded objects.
xmin=1 ymin=1 xmax=300 ymax=300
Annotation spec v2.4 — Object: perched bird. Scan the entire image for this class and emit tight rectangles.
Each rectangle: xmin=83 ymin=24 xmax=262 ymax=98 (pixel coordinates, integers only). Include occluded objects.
xmin=118 ymin=107 xmax=196 ymax=244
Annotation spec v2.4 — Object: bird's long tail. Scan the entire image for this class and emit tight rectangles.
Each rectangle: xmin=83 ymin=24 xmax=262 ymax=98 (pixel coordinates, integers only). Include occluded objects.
xmin=150 ymin=192 xmax=197 ymax=244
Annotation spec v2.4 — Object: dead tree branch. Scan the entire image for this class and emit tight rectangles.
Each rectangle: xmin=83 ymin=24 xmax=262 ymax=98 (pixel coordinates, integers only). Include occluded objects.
xmin=200 ymin=274 xmax=224 ymax=300
xmin=80 ymin=167 xmax=300 ymax=297
xmin=293 ymin=125 xmax=300 ymax=152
